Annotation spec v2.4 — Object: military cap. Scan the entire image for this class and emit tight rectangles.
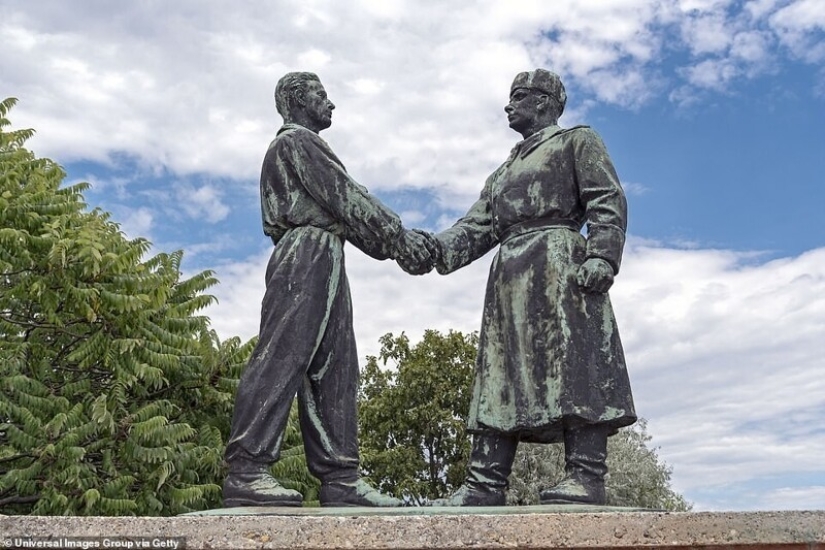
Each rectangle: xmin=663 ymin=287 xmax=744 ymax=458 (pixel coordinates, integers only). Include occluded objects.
xmin=510 ymin=69 xmax=567 ymax=112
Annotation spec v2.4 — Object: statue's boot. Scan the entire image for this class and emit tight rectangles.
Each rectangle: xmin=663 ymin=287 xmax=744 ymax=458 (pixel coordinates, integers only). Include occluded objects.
xmin=320 ymin=478 xmax=402 ymax=507
xmin=223 ymin=457 xmax=303 ymax=507
xmin=431 ymin=434 xmax=517 ymax=506
xmin=539 ymin=425 xmax=608 ymax=505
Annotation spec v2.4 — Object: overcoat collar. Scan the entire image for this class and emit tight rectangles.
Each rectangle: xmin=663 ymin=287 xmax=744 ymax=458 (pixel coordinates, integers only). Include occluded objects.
xmin=507 ymin=124 xmax=563 ymax=160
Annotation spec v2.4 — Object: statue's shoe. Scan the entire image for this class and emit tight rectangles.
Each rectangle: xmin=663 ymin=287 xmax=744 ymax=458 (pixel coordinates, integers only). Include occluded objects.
xmin=539 ymin=476 xmax=605 ymax=505
xmin=320 ymin=479 xmax=402 ymax=507
xmin=223 ymin=471 xmax=303 ymax=507
xmin=429 ymin=483 xmax=505 ymax=507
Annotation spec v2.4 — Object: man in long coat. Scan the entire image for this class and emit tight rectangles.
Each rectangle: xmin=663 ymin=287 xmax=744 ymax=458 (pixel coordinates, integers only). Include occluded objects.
xmin=433 ymin=69 xmax=636 ymax=506
xmin=223 ymin=72 xmax=431 ymax=508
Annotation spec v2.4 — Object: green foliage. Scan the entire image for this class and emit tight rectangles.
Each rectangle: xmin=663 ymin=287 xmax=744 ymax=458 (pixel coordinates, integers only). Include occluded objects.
xmin=506 ymin=441 xmax=565 ymax=506
xmin=603 ymin=419 xmax=692 ymax=510
xmin=0 ymin=98 xmax=268 ymax=515
xmin=507 ymin=420 xmax=691 ymax=510
xmin=358 ymin=330 xmax=477 ymax=505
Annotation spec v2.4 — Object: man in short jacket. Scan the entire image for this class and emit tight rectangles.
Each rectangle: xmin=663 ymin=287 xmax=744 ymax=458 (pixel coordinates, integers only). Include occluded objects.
xmin=223 ymin=72 xmax=432 ymax=508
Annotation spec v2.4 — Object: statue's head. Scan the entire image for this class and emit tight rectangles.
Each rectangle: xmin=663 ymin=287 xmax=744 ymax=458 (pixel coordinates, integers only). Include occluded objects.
xmin=505 ymin=69 xmax=566 ymax=136
xmin=275 ymin=72 xmax=335 ymax=132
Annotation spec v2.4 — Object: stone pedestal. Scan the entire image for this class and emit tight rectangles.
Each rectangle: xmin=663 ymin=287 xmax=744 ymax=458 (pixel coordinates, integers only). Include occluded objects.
xmin=2 ymin=508 xmax=824 ymax=549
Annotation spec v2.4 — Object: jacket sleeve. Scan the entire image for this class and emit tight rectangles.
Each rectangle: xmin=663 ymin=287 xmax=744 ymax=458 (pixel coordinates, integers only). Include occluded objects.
xmin=572 ymin=128 xmax=627 ymax=274
xmin=433 ymin=175 xmax=497 ymax=274
xmin=281 ymin=129 xmax=405 ymax=260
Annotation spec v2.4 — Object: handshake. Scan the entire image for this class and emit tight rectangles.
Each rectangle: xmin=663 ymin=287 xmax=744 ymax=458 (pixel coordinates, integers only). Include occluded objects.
xmin=393 ymin=229 xmax=441 ymax=275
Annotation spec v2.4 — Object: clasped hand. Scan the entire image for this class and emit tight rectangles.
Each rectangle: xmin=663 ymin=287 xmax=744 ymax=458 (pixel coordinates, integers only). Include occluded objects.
xmin=395 ymin=230 xmax=439 ymax=275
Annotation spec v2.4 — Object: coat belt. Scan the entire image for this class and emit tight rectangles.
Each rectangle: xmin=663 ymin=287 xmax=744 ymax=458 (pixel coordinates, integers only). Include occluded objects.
xmin=498 ymin=217 xmax=580 ymax=244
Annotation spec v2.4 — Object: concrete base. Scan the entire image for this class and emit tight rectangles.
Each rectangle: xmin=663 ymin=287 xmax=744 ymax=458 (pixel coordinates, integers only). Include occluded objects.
xmin=2 ymin=509 xmax=824 ymax=549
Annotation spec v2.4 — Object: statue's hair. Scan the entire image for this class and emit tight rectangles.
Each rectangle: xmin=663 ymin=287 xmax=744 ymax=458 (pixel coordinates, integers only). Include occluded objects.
xmin=274 ymin=72 xmax=320 ymax=118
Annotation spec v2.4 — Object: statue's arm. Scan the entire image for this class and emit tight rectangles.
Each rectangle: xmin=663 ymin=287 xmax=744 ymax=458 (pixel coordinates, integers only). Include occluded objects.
xmin=433 ymin=178 xmax=497 ymax=274
xmin=573 ymin=128 xmax=627 ymax=276
xmin=287 ymin=131 xmax=406 ymax=260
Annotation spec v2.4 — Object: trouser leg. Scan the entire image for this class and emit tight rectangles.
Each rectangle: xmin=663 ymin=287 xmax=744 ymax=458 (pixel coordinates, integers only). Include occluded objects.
xmin=224 ymin=236 xmax=340 ymax=465
xmin=299 ymin=261 xmax=401 ymax=507
xmin=221 ymin=245 xmax=320 ymax=506
xmin=298 ymin=267 xmax=360 ymax=483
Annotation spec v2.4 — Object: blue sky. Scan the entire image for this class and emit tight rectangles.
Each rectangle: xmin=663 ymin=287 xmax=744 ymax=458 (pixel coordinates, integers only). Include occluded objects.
xmin=3 ymin=0 xmax=824 ymax=511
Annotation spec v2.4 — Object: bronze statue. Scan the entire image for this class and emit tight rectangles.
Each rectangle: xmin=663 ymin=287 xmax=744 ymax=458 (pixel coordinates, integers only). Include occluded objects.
xmin=222 ymin=72 xmax=432 ymax=508
xmin=427 ymin=69 xmax=636 ymax=506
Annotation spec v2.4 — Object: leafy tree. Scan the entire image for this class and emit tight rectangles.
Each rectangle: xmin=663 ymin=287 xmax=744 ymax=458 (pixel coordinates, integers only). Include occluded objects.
xmin=0 ymin=98 xmax=314 ymax=515
xmin=358 ymin=329 xmax=691 ymax=510
xmin=358 ymin=330 xmax=476 ymax=505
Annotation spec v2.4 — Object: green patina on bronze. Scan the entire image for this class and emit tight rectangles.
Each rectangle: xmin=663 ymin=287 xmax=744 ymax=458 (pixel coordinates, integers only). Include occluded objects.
xmin=433 ymin=68 xmax=636 ymax=507
xmin=435 ymin=125 xmax=634 ymax=442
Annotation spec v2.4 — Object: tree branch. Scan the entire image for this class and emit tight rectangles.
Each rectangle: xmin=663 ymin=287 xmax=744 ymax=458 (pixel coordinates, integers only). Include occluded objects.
xmin=0 ymin=453 xmax=33 ymax=464
xmin=0 ymin=494 xmax=40 ymax=506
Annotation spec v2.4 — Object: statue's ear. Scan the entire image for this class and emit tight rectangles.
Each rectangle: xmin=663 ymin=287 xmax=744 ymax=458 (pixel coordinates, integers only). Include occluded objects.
xmin=292 ymin=87 xmax=307 ymax=108
xmin=536 ymin=93 xmax=561 ymax=120
xmin=536 ymin=93 xmax=550 ymax=112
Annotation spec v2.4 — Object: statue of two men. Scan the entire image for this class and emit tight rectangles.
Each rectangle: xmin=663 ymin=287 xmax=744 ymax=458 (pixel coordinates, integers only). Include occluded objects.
xmin=223 ymin=69 xmax=636 ymax=508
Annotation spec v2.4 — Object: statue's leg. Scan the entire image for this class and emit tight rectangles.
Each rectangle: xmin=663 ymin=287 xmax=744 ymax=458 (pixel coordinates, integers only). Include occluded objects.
xmin=298 ymin=263 xmax=402 ymax=507
xmin=432 ymin=432 xmax=517 ymax=506
xmin=298 ymin=267 xmax=359 ymax=483
xmin=223 ymin=234 xmax=339 ymax=507
xmin=539 ymin=424 xmax=608 ymax=505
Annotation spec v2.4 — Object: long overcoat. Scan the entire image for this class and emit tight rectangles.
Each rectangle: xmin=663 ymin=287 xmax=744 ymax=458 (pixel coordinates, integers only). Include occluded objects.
xmin=436 ymin=125 xmax=636 ymax=443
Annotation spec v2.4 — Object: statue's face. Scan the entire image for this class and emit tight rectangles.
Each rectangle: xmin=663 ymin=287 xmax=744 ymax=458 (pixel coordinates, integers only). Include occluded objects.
xmin=504 ymin=87 xmax=542 ymax=134
xmin=302 ymin=79 xmax=335 ymax=131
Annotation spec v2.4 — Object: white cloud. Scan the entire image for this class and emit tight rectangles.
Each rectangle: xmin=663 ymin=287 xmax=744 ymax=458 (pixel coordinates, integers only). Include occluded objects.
xmin=622 ymin=181 xmax=650 ymax=196
xmin=0 ymin=0 xmax=735 ymax=207
xmin=3 ymin=0 xmax=821 ymax=208
xmin=175 ymin=183 xmax=231 ymax=223
xmin=80 ymin=174 xmax=132 ymax=199
xmin=678 ymin=0 xmax=736 ymax=12
xmin=770 ymin=0 xmax=825 ymax=62
xmin=730 ymin=30 xmax=773 ymax=63
xmin=669 ymin=0 xmax=825 ymax=96
xmin=347 ymin=78 xmax=386 ymax=96
xmin=746 ymin=0 xmax=785 ymax=20
xmin=117 ymin=206 xmax=154 ymax=240
xmin=203 ymin=247 xmax=271 ymax=340
xmin=297 ymin=48 xmax=332 ymax=69
xmin=203 ymin=244 xmax=493 ymax=361
xmin=683 ymin=58 xmax=740 ymax=90
xmin=398 ymin=210 xmax=427 ymax=226
xmin=614 ymin=243 xmax=825 ymax=509
xmin=759 ymin=486 xmax=825 ymax=510
xmin=681 ymin=12 xmax=735 ymax=55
